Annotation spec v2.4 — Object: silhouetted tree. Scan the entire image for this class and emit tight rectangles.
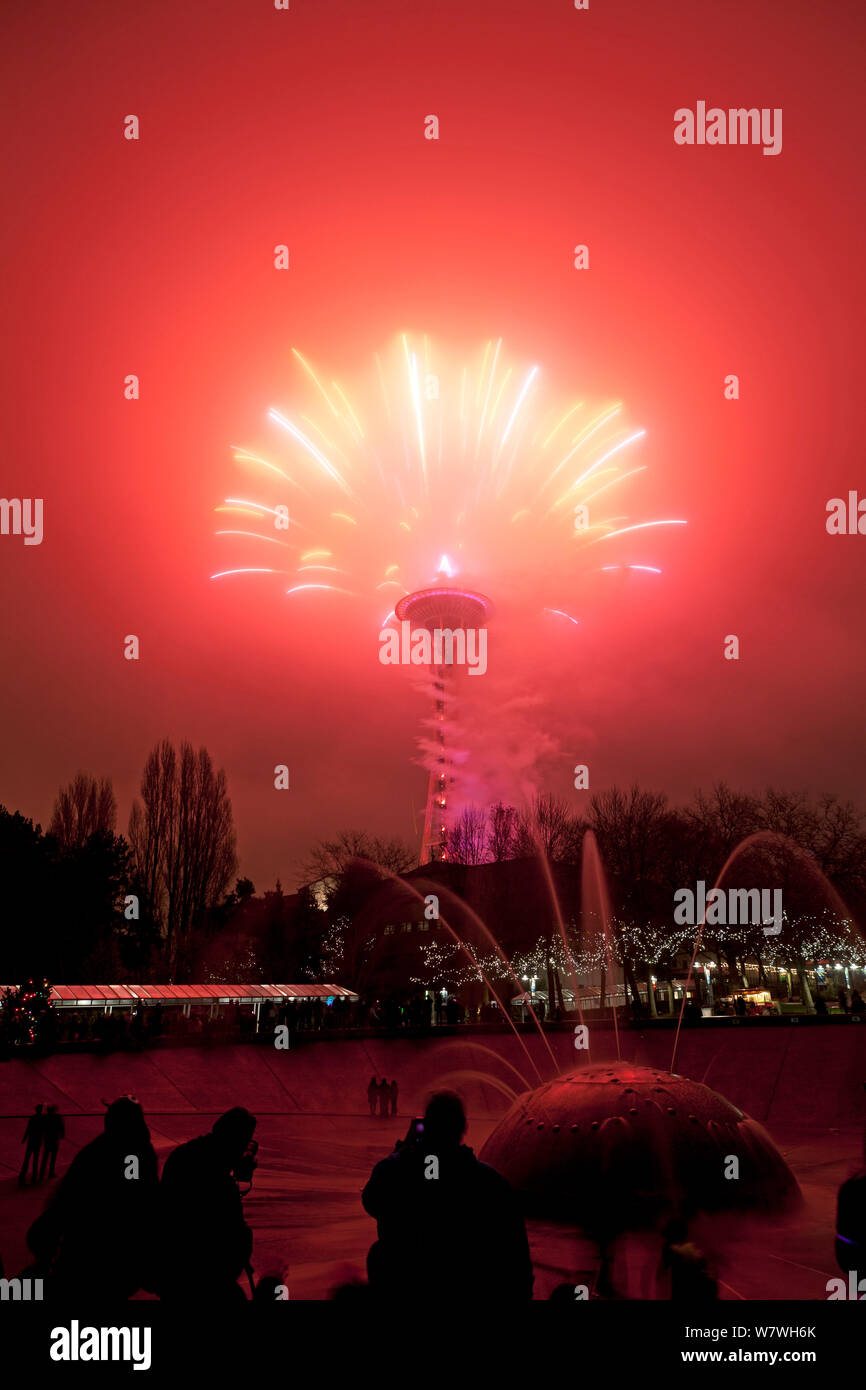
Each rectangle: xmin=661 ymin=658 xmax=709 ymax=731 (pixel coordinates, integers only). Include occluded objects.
xmin=686 ymin=783 xmax=762 ymax=863
xmin=443 ymin=806 xmax=489 ymax=864
xmin=56 ymin=829 xmax=139 ymax=979
xmin=128 ymin=740 xmax=237 ymax=979
xmin=0 ymin=807 xmax=149 ymax=982
xmin=487 ymin=801 xmax=519 ymax=861
xmin=514 ymin=793 xmax=583 ymax=863
xmin=299 ymin=830 xmax=416 ymax=890
xmin=49 ymin=773 xmax=117 ymax=849
xmin=0 ymin=809 xmax=46 ymax=979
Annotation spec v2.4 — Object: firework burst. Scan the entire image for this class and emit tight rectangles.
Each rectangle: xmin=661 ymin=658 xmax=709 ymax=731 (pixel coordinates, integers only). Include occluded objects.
xmin=211 ymin=333 xmax=686 ymax=623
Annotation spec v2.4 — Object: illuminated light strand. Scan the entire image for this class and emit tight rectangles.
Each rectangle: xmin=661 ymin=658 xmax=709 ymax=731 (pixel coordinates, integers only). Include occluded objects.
xmin=331 ymin=381 xmax=365 ymax=439
xmin=401 ymin=334 xmax=427 ymax=484
xmin=540 ymin=401 xmax=583 ymax=450
xmin=224 ymin=497 xmax=285 ymax=517
xmin=374 ymin=352 xmax=391 ymax=422
xmin=488 ymin=366 xmax=513 ymax=442
xmin=549 ymin=431 xmax=647 ymax=514
xmin=215 ymin=505 xmax=273 ymax=518
xmin=286 ymin=583 xmax=357 ymax=596
xmin=211 ymin=568 xmax=285 ymax=579
xmin=569 ymin=467 xmax=618 ymax=497
xmin=268 ymin=408 xmax=352 ymax=494
xmin=500 ymin=365 xmax=539 ymax=451
xmin=564 ymin=430 xmax=646 ymax=497
xmin=539 ymin=404 xmax=622 ymax=495
xmin=600 ymin=564 xmax=662 ymax=574
xmin=291 ymin=348 xmax=340 ymax=418
xmin=581 ymin=465 xmax=647 ymax=505
xmin=476 ymin=339 xmax=492 ymax=406
xmin=494 ymin=365 xmax=541 ymax=499
xmin=231 ymin=450 xmax=297 ymax=485
xmin=215 ymin=530 xmax=291 ymax=546
xmin=475 ymin=337 xmax=502 ymax=458
xmin=459 ymin=364 xmax=469 ymax=455
xmin=299 ymin=414 xmax=351 ymax=466
xmin=596 ymin=519 xmax=687 ymax=542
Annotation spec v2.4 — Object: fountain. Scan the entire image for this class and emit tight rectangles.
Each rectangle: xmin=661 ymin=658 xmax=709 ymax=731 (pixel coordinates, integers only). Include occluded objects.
xmin=479 ymin=1061 xmax=801 ymax=1230
xmin=479 ymin=834 xmax=809 ymax=1231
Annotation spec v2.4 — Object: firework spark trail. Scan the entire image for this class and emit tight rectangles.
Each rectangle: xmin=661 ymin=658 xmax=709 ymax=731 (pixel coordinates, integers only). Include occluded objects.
xmin=211 ymin=334 xmax=686 ymax=604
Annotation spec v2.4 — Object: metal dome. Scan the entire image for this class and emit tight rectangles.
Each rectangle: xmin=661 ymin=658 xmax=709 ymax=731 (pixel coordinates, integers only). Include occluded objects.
xmin=479 ymin=1061 xmax=800 ymax=1232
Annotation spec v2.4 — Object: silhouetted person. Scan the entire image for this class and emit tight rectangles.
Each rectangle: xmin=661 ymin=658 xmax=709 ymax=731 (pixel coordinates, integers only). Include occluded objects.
xmin=389 ymin=1079 xmax=398 ymax=1117
xmin=851 ymin=991 xmax=865 ymax=1015
xmin=157 ymin=1107 xmax=256 ymax=1302
xmin=734 ymin=995 xmax=747 ymax=1017
xmin=378 ymin=1079 xmax=389 ymax=1117
xmin=19 ymin=1104 xmax=44 ymax=1186
xmin=39 ymin=1105 xmax=64 ymax=1180
xmin=26 ymin=1097 xmax=158 ymax=1298
xmin=362 ymin=1090 xmax=533 ymax=1301
xmin=815 ymin=994 xmax=828 ymax=1016
xmin=838 ymin=989 xmax=849 ymax=1014
xmin=367 ymin=1076 xmax=378 ymax=1116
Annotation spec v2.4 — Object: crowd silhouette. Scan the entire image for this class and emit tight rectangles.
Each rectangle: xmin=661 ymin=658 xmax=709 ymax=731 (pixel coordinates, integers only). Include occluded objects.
xmin=366 ymin=1076 xmax=398 ymax=1116
xmin=18 ymin=1103 xmax=65 ymax=1187
xmin=5 ymin=1087 xmax=865 ymax=1302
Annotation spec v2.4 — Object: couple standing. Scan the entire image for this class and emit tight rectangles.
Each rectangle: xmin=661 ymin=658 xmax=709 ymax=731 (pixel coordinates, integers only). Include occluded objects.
xmin=19 ymin=1103 xmax=65 ymax=1185
xmin=367 ymin=1077 xmax=398 ymax=1117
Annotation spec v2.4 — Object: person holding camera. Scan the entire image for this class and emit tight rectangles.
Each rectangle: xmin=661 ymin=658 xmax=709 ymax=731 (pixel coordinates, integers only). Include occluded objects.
xmin=362 ymin=1090 xmax=533 ymax=1302
xmin=157 ymin=1106 xmax=258 ymax=1302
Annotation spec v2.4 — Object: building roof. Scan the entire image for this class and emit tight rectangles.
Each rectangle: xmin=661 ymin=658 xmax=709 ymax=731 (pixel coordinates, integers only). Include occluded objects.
xmin=2 ymin=983 xmax=358 ymax=1005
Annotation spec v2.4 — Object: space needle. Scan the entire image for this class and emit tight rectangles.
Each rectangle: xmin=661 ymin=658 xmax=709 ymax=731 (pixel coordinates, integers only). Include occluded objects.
xmin=395 ymin=559 xmax=494 ymax=863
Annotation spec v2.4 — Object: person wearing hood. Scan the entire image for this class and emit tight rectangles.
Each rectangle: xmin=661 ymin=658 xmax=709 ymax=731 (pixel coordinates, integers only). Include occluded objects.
xmin=26 ymin=1096 xmax=158 ymax=1298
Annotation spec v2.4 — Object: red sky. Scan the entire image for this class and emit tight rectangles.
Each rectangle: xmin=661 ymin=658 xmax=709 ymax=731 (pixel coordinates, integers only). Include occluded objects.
xmin=2 ymin=0 xmax=864 ymax=889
